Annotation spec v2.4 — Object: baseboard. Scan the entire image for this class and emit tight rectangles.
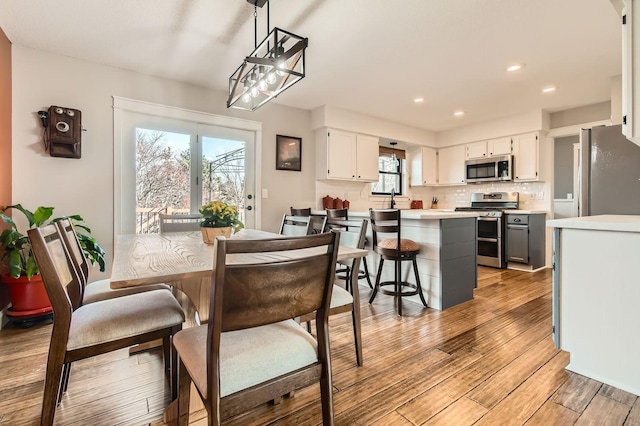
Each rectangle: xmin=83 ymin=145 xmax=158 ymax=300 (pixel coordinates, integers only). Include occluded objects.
xmin=507 ymin=262 xmax=547 ymax=273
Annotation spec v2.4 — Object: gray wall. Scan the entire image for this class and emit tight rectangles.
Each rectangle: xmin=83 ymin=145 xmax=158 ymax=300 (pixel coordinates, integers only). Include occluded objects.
xmin=550 ymin=102 xmax=610 ymax=129
xmin=554 ymin=135 xmax=578 ymax=198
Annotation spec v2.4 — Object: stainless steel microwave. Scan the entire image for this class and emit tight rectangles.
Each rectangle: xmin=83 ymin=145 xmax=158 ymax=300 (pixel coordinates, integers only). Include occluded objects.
xmin=465 ymin=155 xmax=513 ymax=183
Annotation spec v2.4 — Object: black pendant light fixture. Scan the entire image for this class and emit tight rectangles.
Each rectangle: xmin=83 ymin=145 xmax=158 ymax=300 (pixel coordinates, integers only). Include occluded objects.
xmin=226 ymin=0 xmax=308 ymax=111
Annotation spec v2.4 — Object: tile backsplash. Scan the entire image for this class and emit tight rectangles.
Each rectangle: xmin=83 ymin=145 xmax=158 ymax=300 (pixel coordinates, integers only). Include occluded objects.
xmin=317 ymin=180 xmax=549 ymax=212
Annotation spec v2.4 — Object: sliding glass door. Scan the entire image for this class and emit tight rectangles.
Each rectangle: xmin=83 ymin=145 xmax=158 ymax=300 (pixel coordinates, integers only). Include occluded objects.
xmin=117 ymin=107 xmax=258 ymax=234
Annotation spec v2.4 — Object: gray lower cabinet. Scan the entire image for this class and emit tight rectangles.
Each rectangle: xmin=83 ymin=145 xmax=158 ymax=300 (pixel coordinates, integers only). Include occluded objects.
xmin=506 ymin=213 xmax=546 ymax=269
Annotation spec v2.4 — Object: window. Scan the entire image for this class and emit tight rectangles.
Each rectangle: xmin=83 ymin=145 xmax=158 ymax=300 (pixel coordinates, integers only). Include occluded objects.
xmin=371 ymin=145 xmax=405 ymax=195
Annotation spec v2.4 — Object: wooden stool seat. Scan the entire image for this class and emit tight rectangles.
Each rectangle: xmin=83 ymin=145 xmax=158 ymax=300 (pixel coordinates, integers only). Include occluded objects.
xmin=377 ymin=238 xmax=420 ymax=253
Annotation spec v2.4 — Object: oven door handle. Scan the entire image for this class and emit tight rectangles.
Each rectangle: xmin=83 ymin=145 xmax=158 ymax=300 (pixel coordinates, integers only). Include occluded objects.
xmin=478 ymin=237 xmax=499 ymax=242
xmin=477 ymin=217 xmax=499 ymax=222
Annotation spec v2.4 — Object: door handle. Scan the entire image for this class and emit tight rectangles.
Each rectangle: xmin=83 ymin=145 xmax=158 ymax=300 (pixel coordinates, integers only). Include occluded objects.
xmin=246 ymin=206 xmax=253 ymax=211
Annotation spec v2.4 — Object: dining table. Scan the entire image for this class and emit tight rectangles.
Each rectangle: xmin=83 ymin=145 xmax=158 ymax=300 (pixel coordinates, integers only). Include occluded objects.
xmin=110 ymin=228 xmax=369 ymax=323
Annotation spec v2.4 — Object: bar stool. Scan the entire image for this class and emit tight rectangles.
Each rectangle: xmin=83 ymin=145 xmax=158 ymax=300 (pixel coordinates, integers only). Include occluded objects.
xmin=369 ymin=209 xmax=428 ymax=316
xmin=327 ymin=208 xmax=373 ymax=289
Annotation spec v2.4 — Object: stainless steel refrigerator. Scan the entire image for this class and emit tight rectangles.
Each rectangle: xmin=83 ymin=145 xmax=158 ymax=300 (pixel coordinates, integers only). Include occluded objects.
xmin=579 ymin=124 xmax=640 ymax=216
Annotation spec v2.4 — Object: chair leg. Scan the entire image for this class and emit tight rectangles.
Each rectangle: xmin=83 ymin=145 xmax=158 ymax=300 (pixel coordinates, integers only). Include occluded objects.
xmin=306 ymin=320 xmax=312 ymax=333
xmin=41 ymin=352 xmax=65 ymax=426
xmin=395 ymin=259 xmax=402 ymax=316
xmin=57 ymin=363 xmax=71 ymax=404
xmin=171 ymin=326 xmax=181 ymax=400
xmin=177 ymin=358 xmax=191 ymax=426
xmin=413 ymin=258 xmax=428 ymax=308
xmin=362 ymin=257 xmax=373 ymax=289
xmin=351 ymin=305 xmax=363 ymax=366
xmin=368 ymin=258 xmax=384 ymax=304
xmin=163 ymin=335 xmax=171 ymax=372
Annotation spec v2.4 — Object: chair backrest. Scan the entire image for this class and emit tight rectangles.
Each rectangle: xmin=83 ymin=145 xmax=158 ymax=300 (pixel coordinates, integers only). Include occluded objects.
xmin=323 ymin=218 xmax=367 ymax=250
xmin=326 ymin=208 xmax=348 ymax=220
xmin=159 ymin=213 xmax=203 ymax=233
xmin=279 ymin=214 xmax=315 ymax=236
xmin=209 ymin=232 xmax=339 ymax=332
xmin=56 ymin=219 xmax=89 ymax=288
xmin=289 ymin=207 xmax=311 ymax=217
xmin=28 ymin=224 xmax=84 ymax=325
xmin=369 ymin=209 xmax=402 ymax=257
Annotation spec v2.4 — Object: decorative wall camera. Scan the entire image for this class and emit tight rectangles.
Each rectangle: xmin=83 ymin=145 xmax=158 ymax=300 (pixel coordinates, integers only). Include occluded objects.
xmin=38 ymin=105 xmax=82 ymax=159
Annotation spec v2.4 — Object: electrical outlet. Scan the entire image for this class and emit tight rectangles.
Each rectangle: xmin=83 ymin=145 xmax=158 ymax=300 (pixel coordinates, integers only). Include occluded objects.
xmin=536 ymin=191 xmax=544 ymax=200
xmin=529 ymin=193 xmax=536 ymax=200
xmin=261 ymin=188 xmax=269 ymax=198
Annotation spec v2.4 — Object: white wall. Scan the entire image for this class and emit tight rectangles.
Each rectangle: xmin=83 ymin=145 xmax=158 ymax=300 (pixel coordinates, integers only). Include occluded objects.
xmin=12 ymin=46 xmax=316 ymax=279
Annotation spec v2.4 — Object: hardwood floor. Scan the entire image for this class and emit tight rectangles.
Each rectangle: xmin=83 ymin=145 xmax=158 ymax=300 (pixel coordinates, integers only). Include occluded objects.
xmin=1 ymin=266 xmax=638 ymax=425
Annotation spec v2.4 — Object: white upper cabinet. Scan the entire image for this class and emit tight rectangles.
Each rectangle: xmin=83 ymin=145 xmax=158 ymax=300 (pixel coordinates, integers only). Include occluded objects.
xmin=622 ymin=0 xmax=640 ymax=147
xmin=466 ymin=141 xmax=488 ymax=159
xmin=409 ymin=146 xmax=438 ymax=186
xmin=488 ymin=136 xmax=513 ymax=156
xmin=316 ymin=128 xmax=379 ymax=182
xmin=438 ymin=145 xmax=467 ymax=185
xmin=355 ymin=134 xmax=380 ymax=181
xmin=512 ymin=132 xmax=539 ymax=181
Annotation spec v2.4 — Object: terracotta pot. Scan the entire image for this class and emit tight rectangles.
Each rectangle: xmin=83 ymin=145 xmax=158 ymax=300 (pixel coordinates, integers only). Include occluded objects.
xmin=1 ymin=274 xmax=52 ymax=311
xmin=200 ymin=227 xmax=232 ymax=244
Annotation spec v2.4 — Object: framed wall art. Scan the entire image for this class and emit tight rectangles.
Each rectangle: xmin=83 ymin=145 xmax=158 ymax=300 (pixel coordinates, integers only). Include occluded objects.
xmin=276 ymin=134 xmax=302 ymax=171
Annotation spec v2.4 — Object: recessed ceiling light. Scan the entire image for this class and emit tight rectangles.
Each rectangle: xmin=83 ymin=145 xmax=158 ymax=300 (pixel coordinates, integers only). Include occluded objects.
xmin=414 ymin=97 xmax=424 ymax=103
xmin=454 ymin=110 xmax=465 ymax=117
xmin=507 ymin=64 xmax=524 ymax=72
xmin=542 ymin=86 xmax=556 ymax=93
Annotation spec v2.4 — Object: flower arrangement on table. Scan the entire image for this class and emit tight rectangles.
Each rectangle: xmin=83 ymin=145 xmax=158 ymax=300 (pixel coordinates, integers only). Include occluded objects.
xmin=198 ymin=201 xmax=244 ymax=243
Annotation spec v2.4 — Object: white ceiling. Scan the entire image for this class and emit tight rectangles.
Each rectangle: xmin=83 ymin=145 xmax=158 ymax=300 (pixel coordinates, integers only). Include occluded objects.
xmin=0 ymin=0 xmax=622 ymax=132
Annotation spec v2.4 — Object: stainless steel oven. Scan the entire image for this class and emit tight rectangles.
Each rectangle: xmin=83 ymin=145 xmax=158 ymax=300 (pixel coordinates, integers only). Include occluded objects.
xmin=455 ymin=192 xmax=519 ymax=269
xmin=477 ymin=216 xmax=503 ymax=268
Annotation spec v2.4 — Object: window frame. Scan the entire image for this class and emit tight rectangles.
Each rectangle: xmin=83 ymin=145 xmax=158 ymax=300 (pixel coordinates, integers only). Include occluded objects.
xmin=371 ymin=155 xmax=404 ymax=196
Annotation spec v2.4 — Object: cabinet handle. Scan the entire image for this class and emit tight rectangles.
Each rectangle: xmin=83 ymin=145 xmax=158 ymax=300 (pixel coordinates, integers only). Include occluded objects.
xmin=358 ymin=175 xmax=361 ymax=178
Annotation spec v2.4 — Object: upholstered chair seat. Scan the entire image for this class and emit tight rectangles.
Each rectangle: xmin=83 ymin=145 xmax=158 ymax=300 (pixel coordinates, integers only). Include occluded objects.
xmin=377 ymin=238 xmax=420 ymax=253
xmin=174 ymin=320 xmax=317 ymax=399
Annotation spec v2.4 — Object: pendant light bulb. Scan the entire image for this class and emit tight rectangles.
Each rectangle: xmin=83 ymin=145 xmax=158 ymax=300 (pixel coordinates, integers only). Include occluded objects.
xmin=266 ymin=71 xmax=277 ymax=85
xmin=258 ymin=79 xmax=268 ymax=91
xmin=390 ymin=141 xmax=397 ymax=162
xmin=242 ymin=92 xmax=251 ymax=103
xmin=250 ymin=86 xmax=259 ymax=98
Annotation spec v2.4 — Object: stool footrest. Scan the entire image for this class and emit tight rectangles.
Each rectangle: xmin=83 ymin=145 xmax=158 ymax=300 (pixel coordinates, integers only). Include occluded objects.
xmin=378 ymin=280 xmax=422 ymax=297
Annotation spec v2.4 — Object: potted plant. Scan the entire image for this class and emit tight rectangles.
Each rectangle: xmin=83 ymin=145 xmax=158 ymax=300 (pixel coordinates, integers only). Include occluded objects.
xmin=0 ymin=204 xmax=106 ymax=313
xmin=198 ymin=201 xmax=244 ymax=244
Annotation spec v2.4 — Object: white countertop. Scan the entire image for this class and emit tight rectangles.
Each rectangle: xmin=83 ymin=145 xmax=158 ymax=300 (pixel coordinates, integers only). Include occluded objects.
xmin=311 ymin=209 xmax=479 ymax=220
xmin=547 ymin=214 xmax=640 ymax=233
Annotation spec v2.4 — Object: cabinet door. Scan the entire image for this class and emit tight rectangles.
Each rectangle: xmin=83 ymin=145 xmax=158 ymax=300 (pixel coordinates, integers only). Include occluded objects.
xmin=327 ymin=129 xmax=356 ymax=180
xmin=622 ymin=0 xmax=640 ymax=147
xmin=507 ymin=224 xmax=529 ymax=263
xmin=355 ymin=134 xmax=379 ymax=181
xmin=438 ymin=145 xmax=466 ymax=185
xmin=410 ymin=147 xmax=437 ymax=186
xmin=512 ymin=132 xmax=538 ymax=181
xmin=488 ymin=137 xmax=512 ymax=156
xmin=466 ymin=141 xmax=487 ymax=159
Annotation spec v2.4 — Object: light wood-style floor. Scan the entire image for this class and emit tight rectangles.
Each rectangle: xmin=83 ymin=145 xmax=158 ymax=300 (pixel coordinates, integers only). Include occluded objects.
xmin=1 ymin=266 xmax=639 ymax=425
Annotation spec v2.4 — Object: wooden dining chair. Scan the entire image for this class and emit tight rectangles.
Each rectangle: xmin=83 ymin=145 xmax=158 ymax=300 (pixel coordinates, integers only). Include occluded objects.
xmin=28 ymin=224 xmax=185 ymax=426
xmin=326 ymin=208 xmax=373 ymax=289
xmin=289 ymin=206 xmax=311 ymax=216
xmin=173 ymin=232 xmax=340 ymax=426
xmin=301 ymin=218 xmax=366 ymax=366
xmin=159 ymin=213 xmax=203 ymax=233
xmin=279 ymin=214 xmax=317 ymax=236
xmin=56 ymin=219 xmax=170 ymax=305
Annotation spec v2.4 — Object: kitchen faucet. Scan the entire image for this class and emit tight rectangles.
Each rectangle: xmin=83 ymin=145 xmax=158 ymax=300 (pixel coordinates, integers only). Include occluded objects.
xmin=390 ymin=188 xmax=396 ymax=209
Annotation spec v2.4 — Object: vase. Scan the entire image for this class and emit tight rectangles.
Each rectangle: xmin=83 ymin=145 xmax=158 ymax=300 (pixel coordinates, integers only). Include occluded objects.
xmin=200 ymin=227 xmax=233 ymax=244
xmin=1 ymin=274 xmax=52 ymax=312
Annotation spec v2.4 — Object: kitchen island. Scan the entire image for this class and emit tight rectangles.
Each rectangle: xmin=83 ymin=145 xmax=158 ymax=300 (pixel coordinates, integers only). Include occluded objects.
xmin=314 ymin=209 xmax=479 ymax=310
xmin=547 ymin=215 xmax=640 ymax=396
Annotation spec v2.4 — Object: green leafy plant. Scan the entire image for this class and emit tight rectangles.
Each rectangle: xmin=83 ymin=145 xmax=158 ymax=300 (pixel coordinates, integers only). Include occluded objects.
xmin=0 ymin=204 xmax=106 ymax=279
xmin=199 ymin=200 xmax=244 ymax=232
